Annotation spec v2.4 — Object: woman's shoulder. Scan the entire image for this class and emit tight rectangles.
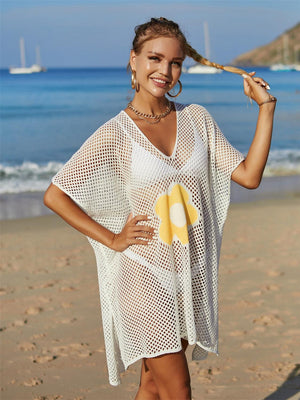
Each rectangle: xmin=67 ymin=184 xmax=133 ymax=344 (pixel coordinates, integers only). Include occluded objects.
xmin=176 ymin=102 xmax=208 ymax=113
xmin=175 ymin=102 xmax=213 ymax=123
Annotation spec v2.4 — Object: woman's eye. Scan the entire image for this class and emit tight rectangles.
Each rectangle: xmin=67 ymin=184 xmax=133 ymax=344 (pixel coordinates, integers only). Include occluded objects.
xmin=149 ymin=56 xmax=160 ymax=61
xmin=172 ymin=61 xmax=182 ymax=67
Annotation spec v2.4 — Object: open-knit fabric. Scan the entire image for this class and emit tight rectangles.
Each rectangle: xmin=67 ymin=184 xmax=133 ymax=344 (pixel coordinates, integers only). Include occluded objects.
xmin=52 ymin=103 xmax=244 ymax=386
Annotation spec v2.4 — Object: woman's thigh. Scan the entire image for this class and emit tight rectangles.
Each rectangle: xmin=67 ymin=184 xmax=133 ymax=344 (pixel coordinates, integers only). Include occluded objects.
xmin=141 ymin=339 xmax=191 ymax=399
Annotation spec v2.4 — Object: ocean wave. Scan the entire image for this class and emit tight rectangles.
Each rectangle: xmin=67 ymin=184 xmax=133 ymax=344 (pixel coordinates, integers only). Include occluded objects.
xmin=263 ymin=149 xmax=300 ymax=177
xmin=0 ymin=161 xmax=64 ymax=194
xmin=0 ymin=150 xmax=299 ymax=194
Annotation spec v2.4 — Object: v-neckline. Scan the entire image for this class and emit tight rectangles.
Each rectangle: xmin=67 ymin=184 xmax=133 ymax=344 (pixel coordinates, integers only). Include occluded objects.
xmin=122 ymin=102 xmax=179 ymax=159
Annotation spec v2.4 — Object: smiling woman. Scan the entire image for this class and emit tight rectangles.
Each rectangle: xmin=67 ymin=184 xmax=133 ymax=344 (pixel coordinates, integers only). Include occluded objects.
xmin=44 ymin=17 xmax=276 ymax=400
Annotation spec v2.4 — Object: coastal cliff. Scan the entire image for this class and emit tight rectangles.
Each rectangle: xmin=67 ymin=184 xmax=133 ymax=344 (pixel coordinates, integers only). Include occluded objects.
xmin=232 ymin=22 xmax=300 ymax=66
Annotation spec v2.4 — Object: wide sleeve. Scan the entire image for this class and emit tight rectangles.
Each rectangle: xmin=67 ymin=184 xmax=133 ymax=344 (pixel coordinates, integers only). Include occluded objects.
xmin=188 ymin=104 xmax=245 ymax=238
xmin=52 ymin=118 xmax=130 ymax=220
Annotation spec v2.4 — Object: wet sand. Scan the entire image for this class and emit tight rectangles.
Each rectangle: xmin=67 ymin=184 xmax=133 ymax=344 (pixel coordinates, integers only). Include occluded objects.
xmin=1 ymin=196 xmax=300 ymax=399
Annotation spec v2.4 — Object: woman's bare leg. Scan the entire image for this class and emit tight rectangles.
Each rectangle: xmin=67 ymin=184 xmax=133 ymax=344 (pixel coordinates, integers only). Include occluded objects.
xmin=135 ymin=339 xmax=189 ymax=400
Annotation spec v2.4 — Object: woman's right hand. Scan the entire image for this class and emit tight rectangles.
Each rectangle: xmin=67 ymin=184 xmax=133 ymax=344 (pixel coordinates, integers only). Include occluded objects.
xmin=110 ymin=213 xmax=155 ymax=252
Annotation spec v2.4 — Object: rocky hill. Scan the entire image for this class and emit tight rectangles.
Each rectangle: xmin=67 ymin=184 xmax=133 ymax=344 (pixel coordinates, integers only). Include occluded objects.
xmin=232 ymin=22 xmax=300 ymax=66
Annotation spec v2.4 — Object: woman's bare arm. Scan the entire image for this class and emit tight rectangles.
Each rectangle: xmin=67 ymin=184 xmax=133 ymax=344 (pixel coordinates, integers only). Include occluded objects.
xmin=44 ymin=183 xmax=116 ymax=247
xmin=231 ymin=73 xmax=276 ymax=189
xmin=44 ymin=183 xmax=154 ymax=251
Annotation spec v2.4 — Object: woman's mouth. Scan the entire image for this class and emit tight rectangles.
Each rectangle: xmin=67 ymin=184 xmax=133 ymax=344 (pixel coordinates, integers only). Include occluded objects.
xmin=151 ymin=78 xmax=170 ymax=88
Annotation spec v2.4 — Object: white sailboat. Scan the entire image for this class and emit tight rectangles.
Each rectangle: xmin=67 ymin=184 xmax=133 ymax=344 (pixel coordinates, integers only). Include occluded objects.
xmin=270 ymin=34 xmax=299 ymax=72
xmin=187 ymin=22 xmax=222 ymax=74
xmin=9 ymin=38 xmax=46 ymax=74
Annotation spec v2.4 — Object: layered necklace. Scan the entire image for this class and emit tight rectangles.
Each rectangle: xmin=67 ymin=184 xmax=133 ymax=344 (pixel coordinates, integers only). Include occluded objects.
xmin=127 ymin=101 xmax=173 ymax=125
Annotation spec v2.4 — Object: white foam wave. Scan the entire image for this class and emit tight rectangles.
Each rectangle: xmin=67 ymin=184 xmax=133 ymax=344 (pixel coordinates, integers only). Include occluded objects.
xmin=263 ymin=149 xmax=300 ymax=177
xmin=0 ymin=150 xmax=299 ymax=194
xmin=0 ymin=161 xmax=64 ymax=194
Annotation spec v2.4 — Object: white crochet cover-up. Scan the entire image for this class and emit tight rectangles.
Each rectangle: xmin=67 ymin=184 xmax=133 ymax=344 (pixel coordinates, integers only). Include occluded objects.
xmin=52 ymin=103 xmax=244 ymax=386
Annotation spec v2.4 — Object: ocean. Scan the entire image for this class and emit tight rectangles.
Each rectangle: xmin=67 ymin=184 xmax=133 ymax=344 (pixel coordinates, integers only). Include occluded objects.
xmin=1 ymin=67 xmax=299 ymax=218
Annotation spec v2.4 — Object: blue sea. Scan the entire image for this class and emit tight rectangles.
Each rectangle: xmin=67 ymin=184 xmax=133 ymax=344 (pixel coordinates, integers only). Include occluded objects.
xmin=0 ymin=67 xmax=299 ymax=218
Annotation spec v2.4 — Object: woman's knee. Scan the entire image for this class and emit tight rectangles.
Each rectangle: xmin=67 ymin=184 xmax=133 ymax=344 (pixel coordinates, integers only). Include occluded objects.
xmin=139 ymin=376 xmax=159 ymax=394
xmin=144 ymin=351 xmax=191 ymax=399
xmin=136 ymin=359 xmax=159 ymax=399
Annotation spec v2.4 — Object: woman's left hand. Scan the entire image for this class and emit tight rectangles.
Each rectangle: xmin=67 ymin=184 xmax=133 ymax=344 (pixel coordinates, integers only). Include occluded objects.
xmin=242 ymin=71 xmax=273 ymax=106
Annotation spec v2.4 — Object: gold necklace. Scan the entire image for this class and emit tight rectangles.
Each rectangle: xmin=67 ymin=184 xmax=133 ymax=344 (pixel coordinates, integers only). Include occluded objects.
xmin=127 ymin=101 xmax=172 ymax=125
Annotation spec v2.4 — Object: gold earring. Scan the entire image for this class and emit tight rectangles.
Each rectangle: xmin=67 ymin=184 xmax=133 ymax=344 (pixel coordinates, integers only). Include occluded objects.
xmin=131 ymin=71 xmax=136 ymax=89
xmin=167 ymin=80 xmax=182 ymax=98
xmin=131 ymin=71 xmax=140 ymax=92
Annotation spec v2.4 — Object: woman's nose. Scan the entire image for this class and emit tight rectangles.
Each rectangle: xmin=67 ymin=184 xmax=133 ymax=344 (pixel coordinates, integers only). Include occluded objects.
xmin=159 ymin=60 xmax=171 ymax=76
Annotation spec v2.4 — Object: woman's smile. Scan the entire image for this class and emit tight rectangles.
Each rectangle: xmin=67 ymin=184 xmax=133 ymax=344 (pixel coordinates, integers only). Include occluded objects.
xmin=151 ymin=77 xmax=171 ymax=88
xmin=130 ymin=36 xmax=184 ymax=99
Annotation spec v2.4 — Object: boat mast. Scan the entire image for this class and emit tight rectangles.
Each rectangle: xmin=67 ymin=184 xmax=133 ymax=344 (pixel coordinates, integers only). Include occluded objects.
xmin=36 ymin=45 xmax=41 ymax=66
xmin=203 ymin=21 xmax=210 ymax=60
xmin=283 ymin=34 xmax=289 ymax=64
xmin=20 ymin=37 xmax=26 ymax=68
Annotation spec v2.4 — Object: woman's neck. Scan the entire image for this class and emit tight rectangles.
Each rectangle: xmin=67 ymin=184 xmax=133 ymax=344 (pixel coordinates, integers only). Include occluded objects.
xmin=130 ymin=93 xmax=170 ymax=115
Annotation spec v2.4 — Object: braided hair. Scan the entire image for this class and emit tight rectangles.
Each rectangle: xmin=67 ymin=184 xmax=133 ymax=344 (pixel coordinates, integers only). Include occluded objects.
xmin=130 ymin=17 xmax=248 ymax=76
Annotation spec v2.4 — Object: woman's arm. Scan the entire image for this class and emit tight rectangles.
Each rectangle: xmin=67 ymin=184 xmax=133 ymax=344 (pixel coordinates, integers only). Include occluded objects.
xmin=44 ymin=183 xmax=154 ymax=251
xmin=231 ymin=73 xmax=276 ymax=189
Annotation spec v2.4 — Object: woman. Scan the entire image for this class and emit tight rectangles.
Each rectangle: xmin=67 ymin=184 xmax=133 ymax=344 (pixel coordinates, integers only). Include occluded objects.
xmin=44 ymin=17 xmax=276 ymax=400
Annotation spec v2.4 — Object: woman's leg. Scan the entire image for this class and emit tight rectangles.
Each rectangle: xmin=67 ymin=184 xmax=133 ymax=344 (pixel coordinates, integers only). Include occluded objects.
xmin=135 ymin=339 xmax=190 ymax=400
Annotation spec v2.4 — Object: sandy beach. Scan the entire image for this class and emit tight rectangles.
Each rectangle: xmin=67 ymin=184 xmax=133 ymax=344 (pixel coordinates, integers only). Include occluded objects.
xmin=1 ymin=196 xmax=300 ymax=400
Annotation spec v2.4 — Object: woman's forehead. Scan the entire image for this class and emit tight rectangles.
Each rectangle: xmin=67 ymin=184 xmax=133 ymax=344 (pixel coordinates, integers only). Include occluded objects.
xmin=141 ymin=37 xmax=184 ymax=57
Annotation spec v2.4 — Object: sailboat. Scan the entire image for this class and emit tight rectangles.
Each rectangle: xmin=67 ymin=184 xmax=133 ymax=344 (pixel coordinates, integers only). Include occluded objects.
xmin=9 ymin=38 xmax=46 ymax=74
xmin=270 ymin=34 xmax=299 ymax=72
xmin=187 ymin=22 xmax=222 ymax=74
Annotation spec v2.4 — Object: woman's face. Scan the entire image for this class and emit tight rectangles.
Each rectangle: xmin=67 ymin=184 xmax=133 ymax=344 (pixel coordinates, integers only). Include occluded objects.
xmin=130 ymin=36 xmax=185 ymax=99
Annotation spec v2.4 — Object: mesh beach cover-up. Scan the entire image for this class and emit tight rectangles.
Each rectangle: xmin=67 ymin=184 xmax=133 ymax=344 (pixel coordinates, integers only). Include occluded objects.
xmin=52 ymin=103 xmax=244 ymax=386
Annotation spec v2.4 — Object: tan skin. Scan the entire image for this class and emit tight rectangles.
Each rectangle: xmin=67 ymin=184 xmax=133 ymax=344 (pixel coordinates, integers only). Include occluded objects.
xmin=44 ymin=36 xmax=276 ymax=400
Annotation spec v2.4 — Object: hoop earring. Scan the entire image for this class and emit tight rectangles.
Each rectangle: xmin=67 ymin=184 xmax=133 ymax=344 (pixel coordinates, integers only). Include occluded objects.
xmin=131 ymin=71 xmax=136 ymax=89
xmin=167 ymin=80 xmax=182 ymax=98
xmin=131 ymin=71 xmax=140 ymax=92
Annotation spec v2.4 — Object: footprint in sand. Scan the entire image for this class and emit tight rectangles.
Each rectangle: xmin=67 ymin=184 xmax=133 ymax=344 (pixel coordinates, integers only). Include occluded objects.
xmin=12 ymin=319 xmax=28 ymax=327
xmin=55 ymin=256 xmax=71 ymax=268
xmin=23 ymin=377 xmax=43 ymax=387
xmin=241 ymin=341 xmax=257 ymax=349
xmin=31 ymin=333 xmax=46 ymax=340
xmin=25 ymin=306 xmax=43 ymax=315
xmin=262 ymin=284 xmax=280 ymax=291
xmin=29 ymin=280 xmax=59 ymax=290
xmin=267 ymin=270 xmax=284 ymax=277
xmin=229 ymin=330 xmax=247 ymax=337
xmin=30 ymin=343 xmax=93 ymax=364
xmin=61 ymin=302 xmax=73 ymax=309
xmin=51 ymin=343 xmax=93 ymax=358
xmin=253 ymin=314 xmax=283 ymax=327
xmin=31 ymin=354 xmax=57 ymax=363
xmin=18 ymin=342 xmax=36 ymax=351
xmin=59 ymin=286 xmax=77 ymax=292
xmin=0 ymin=287 xmax=15 ymax=295
xmin=251 ymin=284 xmax=280 ymax=296
xmin=60 ymin=317 xmax=77 ymax=324
xmin=195 ymin=367 xmax=221 ymax=383
xmin=34 ymin=396 xmax=63 ymax=400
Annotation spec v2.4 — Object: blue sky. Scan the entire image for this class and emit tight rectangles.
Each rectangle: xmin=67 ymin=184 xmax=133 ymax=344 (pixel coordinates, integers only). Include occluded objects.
xmin=1 ymin=0 xmax=299 ymax=68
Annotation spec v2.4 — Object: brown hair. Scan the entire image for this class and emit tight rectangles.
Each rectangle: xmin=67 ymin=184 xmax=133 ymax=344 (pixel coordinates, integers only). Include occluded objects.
xmin=130 ymin=17 xmax=248 ymax=76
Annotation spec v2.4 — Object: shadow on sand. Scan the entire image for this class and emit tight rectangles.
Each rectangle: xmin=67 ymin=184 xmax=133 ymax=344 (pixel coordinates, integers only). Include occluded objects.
xmin=263 ymin=364 xmax=300 ymax=400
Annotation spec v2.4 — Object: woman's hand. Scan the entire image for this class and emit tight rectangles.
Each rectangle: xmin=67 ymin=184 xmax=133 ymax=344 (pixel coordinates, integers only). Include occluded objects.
xmin=242 ymin=72 xmax=275 ymax=106
xmin=110 ymin=213 xmax=155 ymax=252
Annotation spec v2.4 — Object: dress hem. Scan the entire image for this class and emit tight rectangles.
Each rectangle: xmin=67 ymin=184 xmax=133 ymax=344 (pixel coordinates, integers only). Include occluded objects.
xmin=108 ymin=341 xmax=218 ymax=386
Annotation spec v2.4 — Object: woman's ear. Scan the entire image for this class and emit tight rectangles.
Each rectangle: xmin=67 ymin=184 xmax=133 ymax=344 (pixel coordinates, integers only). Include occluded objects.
xmin=130 ymin=50 xmax=136 ymax=71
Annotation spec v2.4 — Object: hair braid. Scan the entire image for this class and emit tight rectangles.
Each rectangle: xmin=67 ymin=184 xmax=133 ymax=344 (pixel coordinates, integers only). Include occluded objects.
xmin=130 ymin=17 xmax=249 ymax=77
xmin=185 ymin=43 xmax=248 ymax=76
